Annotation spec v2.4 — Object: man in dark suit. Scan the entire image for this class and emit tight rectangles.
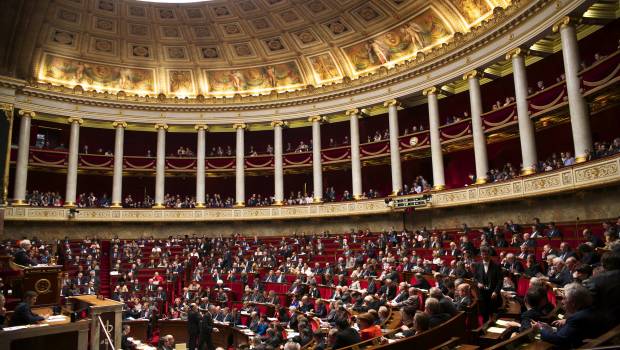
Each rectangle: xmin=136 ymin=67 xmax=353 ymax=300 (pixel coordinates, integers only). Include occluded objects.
xmin=9 ymin=291 xmax=45 ymax=326
xmin=187 ymin=304 xmax=201 ymax=350
xmin=538 ymin=283 xmax=603 ymax=348
xmin=332 ymin=318 xmax=361 ymax=348
xmin=13 ymin=240 xmax=34 ymax=266
xmin=198 ymin=305 xmax=219 ymax=350
xmin=473 ymin=247 xmax=503 ymax=321
xmin=121 ymin=324 xmax=133 ymax=350
xmin=379 ymin=279 xmax=397 ymax=300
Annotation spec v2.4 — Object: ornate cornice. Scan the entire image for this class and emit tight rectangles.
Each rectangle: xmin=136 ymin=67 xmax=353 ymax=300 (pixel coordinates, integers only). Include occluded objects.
xmin=345 ymin=108 xmax=360 ymax=117
xmin=233 ymin=123 xmax=247 ymax=130
xmin=2 ymin=0 xmax=566 ymax=119
xmin=307 ymin=115 xmax=325 ymax=123
xmin=5 ymin=154 xmax=619 ymax=222
xmin=194 ymin=124 xmax=208 ymax=131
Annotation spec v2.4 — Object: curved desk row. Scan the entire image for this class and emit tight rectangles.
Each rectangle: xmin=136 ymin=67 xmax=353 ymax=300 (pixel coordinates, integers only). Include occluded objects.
xmin=123 ymin=319 xmax=252 ymax=349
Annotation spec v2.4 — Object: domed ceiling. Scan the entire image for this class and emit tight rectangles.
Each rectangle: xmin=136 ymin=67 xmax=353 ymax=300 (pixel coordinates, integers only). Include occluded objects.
xmin=33 ymin=0 xmax=511 ymax=98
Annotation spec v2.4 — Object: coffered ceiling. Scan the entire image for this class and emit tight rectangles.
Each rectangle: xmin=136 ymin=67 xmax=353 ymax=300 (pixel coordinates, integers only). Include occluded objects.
xmin=21 ymin=0 xmax=510 ymax=97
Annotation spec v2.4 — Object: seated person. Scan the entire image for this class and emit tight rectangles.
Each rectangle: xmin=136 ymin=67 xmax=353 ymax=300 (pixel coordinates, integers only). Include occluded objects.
xmin=401 ymin=311 xmax=430 ymax=337
xmin=332 ymin=317 xmax=361 ymax=348
xmin=535 ymin=283 xmax=603 ymax=348
xmin=9 ymin=291 xmax=46 ymax=326
xmin=424 ymin=298 xmax=451 ymax=328
xmin=356 ymin=313 xmax=382 ymax=341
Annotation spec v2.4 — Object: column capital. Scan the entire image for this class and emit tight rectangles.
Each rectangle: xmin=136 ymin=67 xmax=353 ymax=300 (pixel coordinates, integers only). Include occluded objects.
xmin=462 ymin=70 xmax=481 ymax=81
xmin=345 ymin=108 xmax=360 ymax=117
xmin=154 ymin=123 xmax=168 ymax=130
xmin=552 ymin=16 xmax=575 ymax=33
xmin=308 ymin=115 xmax=326 ymax=123
xmin=383 ymin=99 xmax=401 ymax=108
xmin=18 ymin=110 xmax=35 ymax=118
xmin=270 ymin=120 xmax=288 ymax=128
xmin=233 ymin=123 xmax=247 ymax=130
xmin=0 ymin=102 xmax=13 ymax=113
xmin=505 ymin=47 xmax=524 ymax=60
xmin=422 ymin=87 xmax=437 ymax=96
xmin=194 ymin=124 xmax=208 ymax=131
xmin=67 ymin=117 xmax=84 ymax=125
xmin=112 ymin=121 xmax=128 ymax=128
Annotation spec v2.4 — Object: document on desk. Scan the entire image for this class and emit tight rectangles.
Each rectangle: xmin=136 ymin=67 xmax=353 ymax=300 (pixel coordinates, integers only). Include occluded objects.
xmin=46 ymin=315 xmax=67 ymax=323
xmin=487 ymin=326 xmax=506 ymax=334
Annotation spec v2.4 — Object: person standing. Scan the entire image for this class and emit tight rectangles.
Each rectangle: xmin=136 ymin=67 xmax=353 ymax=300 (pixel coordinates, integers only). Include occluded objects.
xmin=473 ymin=246 xmax=503 ymax=321
xmin=199 ymin=305 xmax=219 ymax=350
xmin=187 ymin=303 xmax=201 ymax=350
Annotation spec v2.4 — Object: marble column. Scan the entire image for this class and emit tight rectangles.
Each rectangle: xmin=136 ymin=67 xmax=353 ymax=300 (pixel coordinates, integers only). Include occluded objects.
xmin=1 ymin=105 xmax=14 ymax=206
xmin=384 ymin=99 xmax=403 ymax=195
xmin=553 ymin=16 xmax=592 ymax=163
xmin=423 ymin=87 xmax=445 ymax=190
xmin=271 ymin=121 xmax=285 ymax=205
xmin=464 ymin=70 xmax=489 ymax=184
xmin=195 ymin=124 xmax=208 ymax=208
xmin=234 ymin=123 xmax=246 ymax=207
xmin=507 ymin=48 xmax=538 ymax=174
xmin=309 ymin=115 xmax=324 ymax=203
xmin=346 ymin=109 xmax=363 ymax=199
xmin=64 ymin=117 xmax=82 ymax=207
xmin=12 ymin=110 xmax=34 ymax=205
xmin=153 ymin=123 xmax=167 ymax=208
xmin=110 ymin=121 xmax=127 ymax=208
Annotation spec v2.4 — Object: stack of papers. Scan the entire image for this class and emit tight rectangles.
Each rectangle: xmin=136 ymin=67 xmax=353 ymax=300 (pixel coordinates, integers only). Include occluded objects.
xmin=487 ymin=326 xmax=506 ymax=334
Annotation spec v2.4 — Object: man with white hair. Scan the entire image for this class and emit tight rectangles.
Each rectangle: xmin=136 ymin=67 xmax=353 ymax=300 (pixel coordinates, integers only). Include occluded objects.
xmin=14 ymin=239 xmax=34 ymax=266
xmin=548 ymin=257 xmax=572 ymax=287
xmin=536 ymin=283 xmax=603 ymax=348
xmin=158 ymin=334 xmax=175 ymax=350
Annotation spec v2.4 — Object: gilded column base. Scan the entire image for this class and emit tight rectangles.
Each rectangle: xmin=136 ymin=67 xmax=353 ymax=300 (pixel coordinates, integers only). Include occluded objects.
xmin=521 ymin=167 xmax=536 ymax=176
xmin=575 ymin=155 xmax=588 ymax=163
xmin=234 ymin=201 xmax=245 ymax=207
xmin=195 ymin=203 xmax=206 ymax=208
xmin=390 ymin=191 xmax=400 ymax=196
xmin=152 ymin=203 xmax=165 ymax=209
xmin=432 ymin=184 xmax=446 ymax=191
xmin=12 ymin=199 xmax=28 ymax=206
xmin=272 ymin=200 xmax=284 ymax=206
xmin=353 ymin=195 xmax=363 ymax=200
xmin=313 ymin=197 xmax=323 ymax=204
xmin=63 ymin=202 xmax=76 ymax=208
xmin=110 ymin=202 xmax=123 ymax=208
xmin=475 ymin=178 xmax=488 ymax=185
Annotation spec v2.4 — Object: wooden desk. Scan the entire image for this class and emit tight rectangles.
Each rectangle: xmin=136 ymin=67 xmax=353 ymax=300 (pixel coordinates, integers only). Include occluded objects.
xmin=69 ymin=295 xmax=124 ymax=350
xmin=0 ymin=319 xmax=89 ymax=350
xmin=124 ymin=319 xmax=252 ymax=348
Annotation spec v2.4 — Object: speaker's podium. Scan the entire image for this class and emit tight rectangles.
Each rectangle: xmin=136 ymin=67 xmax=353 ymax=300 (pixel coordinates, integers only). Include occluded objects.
xmin=0 ymin=258 xmax=62 ymax=307
xmin=68 ymin=295 xmax=124 ymax=350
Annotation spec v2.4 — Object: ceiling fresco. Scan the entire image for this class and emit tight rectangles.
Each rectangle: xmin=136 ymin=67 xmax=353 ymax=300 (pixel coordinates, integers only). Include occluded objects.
xmin=34 ymin=0 xmax=510 ymax=97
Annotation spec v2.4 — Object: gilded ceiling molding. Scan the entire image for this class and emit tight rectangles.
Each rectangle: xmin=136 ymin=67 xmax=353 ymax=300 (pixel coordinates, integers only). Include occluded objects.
xmin=4 ymin=0 xmax=587 ymax=122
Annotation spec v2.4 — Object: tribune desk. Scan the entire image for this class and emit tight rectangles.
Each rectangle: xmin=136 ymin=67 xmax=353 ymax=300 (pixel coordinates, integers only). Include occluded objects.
xmin=0 ymin=317 xmax=89 ymax=350
xmin=69 ymin=295 xmax=124 ymax=350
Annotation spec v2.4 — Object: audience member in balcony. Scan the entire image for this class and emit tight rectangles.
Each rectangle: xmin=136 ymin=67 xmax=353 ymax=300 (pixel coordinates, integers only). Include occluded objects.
xmin=265 ymin=144 xmax=273 ymax=155
xmin=226 ymin=146 xmax=232 ymax=156
xmin=342 ymin=136 xmax=349 ymax=145
xmin=342 ymin=190 xmax=353 ymax=201
xmin=248 ymin=146 xmax=257 ymax=156
xmin=547 ymin=222 xmax=562 ymax=239
xmin=216 ymin=146 xmax=223 ymax=157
